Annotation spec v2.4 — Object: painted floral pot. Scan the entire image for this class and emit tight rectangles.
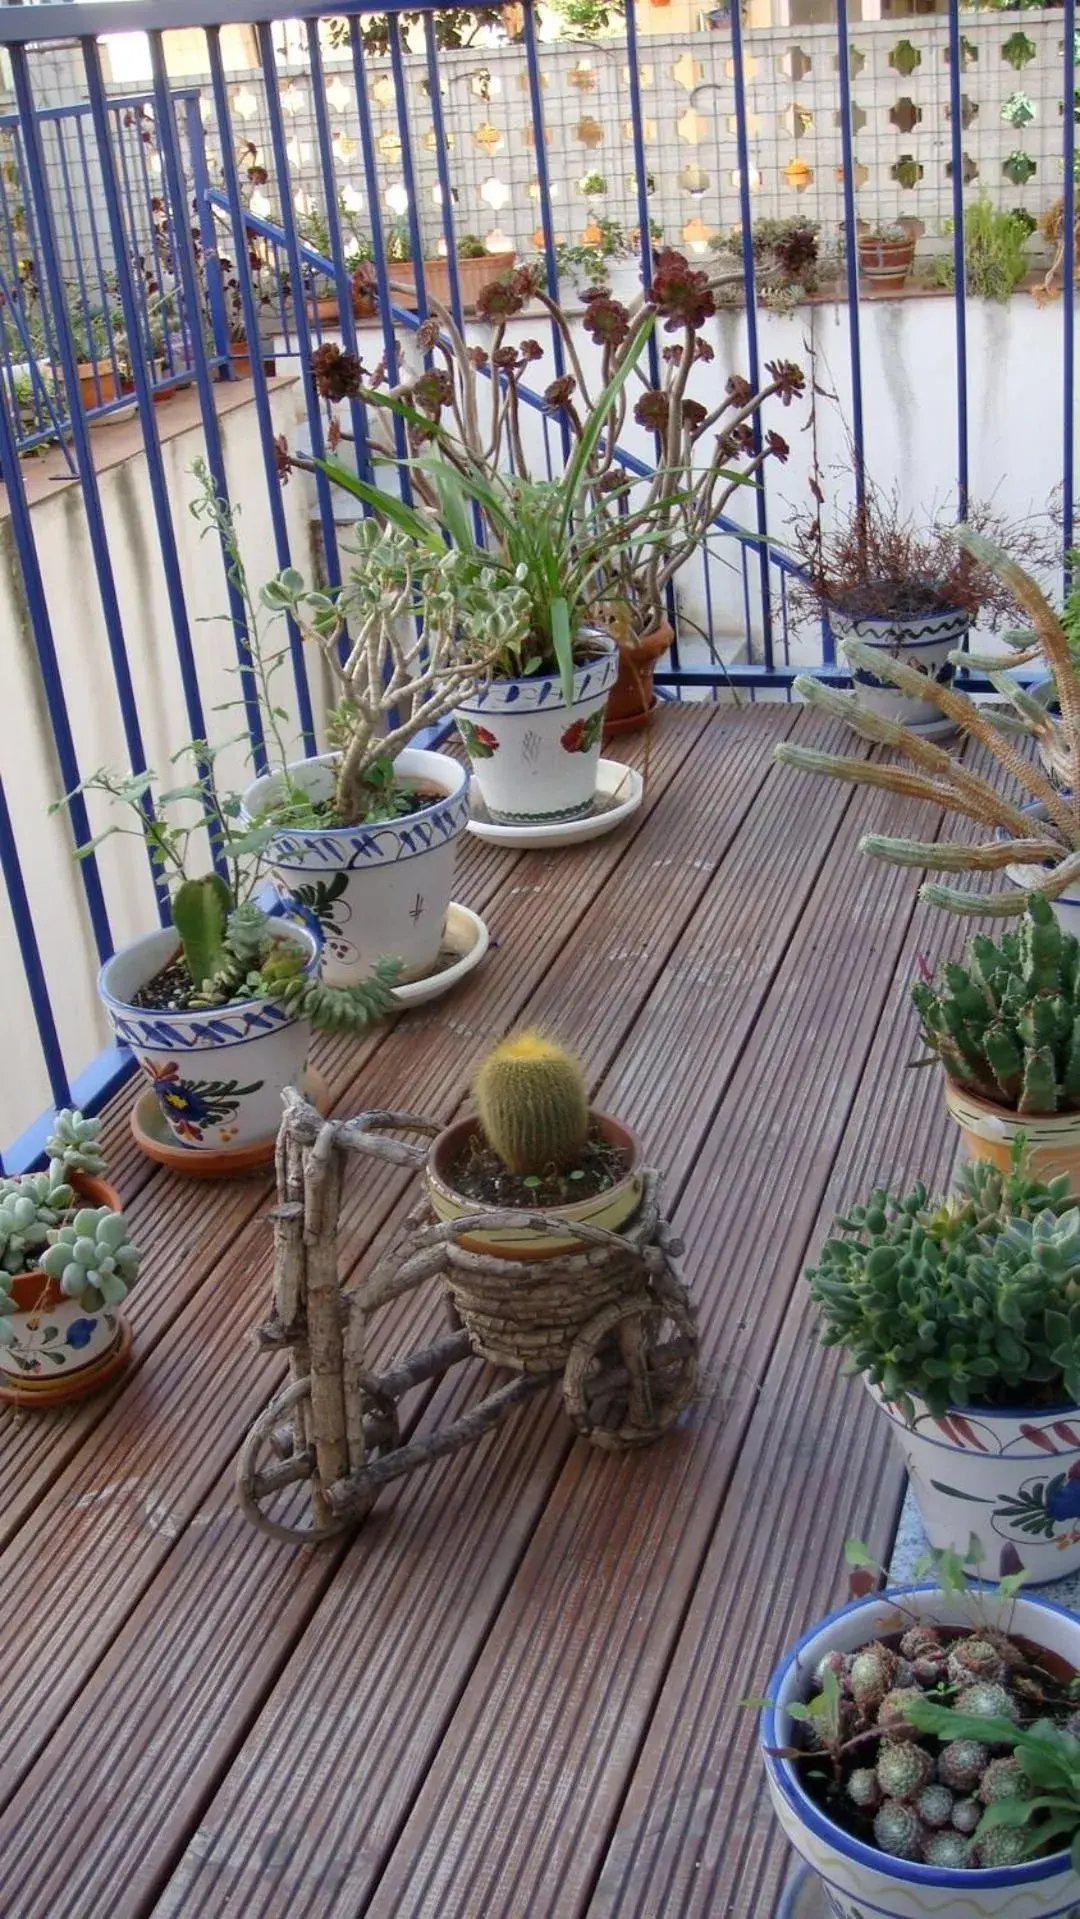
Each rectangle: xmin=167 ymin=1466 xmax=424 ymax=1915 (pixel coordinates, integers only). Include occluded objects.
xmin=426 ymin=1111 xmax=643 ymax=1261
xmin=1003 ymin=800 xmax=1080 ymax=942
xmin=833 ymin=604 xmax=969 ymax=732
xmin=455 ymin=635 xmax=618 ymax=825
xmin=244 ymin=748 xmax=469 ymax=988
xmin=866 ymin=1379 xmax=1080 ymax=1582
xmin=943 ymin=1074 xmax=1080 ymax=1192
xmin=762 ymin=1584 xmax=1080 ymax=1918
xmin=99 ymin=924 xmax=317 ymax=1155
xmin=0 ymin=1173 xmax=129 ymax=1402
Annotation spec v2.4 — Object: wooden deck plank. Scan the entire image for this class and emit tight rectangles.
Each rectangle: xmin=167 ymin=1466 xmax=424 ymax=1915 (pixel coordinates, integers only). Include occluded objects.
xmin=0 ymin=709 xmax=715 ymax=1835
xmin=358 ymin=766 xmax=949 ymax=1919
xmin=138 ymin=713 xmax=895 ymax=1919
xmin=0 ymin=706 xmax=795 ymax=1919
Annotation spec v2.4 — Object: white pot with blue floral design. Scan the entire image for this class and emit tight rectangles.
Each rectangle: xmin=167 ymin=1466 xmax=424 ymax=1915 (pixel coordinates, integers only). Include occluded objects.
xmin=866 ymin=1379 xmax=1080 ymax=1585
xmin=762 ymin=1585 xmax=1080 ymax=1919
xmin=834 ymin=605 xmax=969 ymax=732
xmin=244 ymin=747 xmax=468 ymax=987
xmin=99 ymin=924 xmax=317 ymax=1154
xmin=455 ymin=633 xmax=618 ymax=826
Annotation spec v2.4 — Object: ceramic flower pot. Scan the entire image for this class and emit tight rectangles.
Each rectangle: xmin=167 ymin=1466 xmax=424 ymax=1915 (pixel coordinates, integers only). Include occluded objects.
xmin=604 ymin=619 xmax=672 ymax=737
xmin=99 ymin=924 xmax=318 ymax=1155
xmin=943 ymin=1074 xmax=1080 ymax=1191
xmin=455 ymin=635 xmax=618 ymax=825
xmin=243 ymin=747 xmax=469 ymax=987
xmin=1003 ymin=801 xmax=1080 ymax=941
xmin=857 ymin=235 xmax=915 ymax=294
xmin=865 ymin=1379 xmax=1080 ymax=1582
xmin=762 ymin=1584 xmax=1080 ymax=1918
xmin=832 ymin=604 xmax=969 ymax=733
xmin=0 ymin=1172 xmax=130 ymax=1404
xmin=426 ymin=1111 xmax=643 ymax=1262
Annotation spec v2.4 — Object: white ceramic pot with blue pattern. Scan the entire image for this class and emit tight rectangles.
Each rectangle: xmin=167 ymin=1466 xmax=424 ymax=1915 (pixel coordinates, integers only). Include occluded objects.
xmin=99 ymin=923 xmax=317 ymax=1154
xmin=762 ymin=1585 xmax=1080 ymax=1918
xmin=455 ymin=634 xmax=618 ymax=826
xmin=1004 ymin=804 xmax=1080 ymax=943
xmin=243 ymin=747 xmax=469 ymax=986
xmin=834 ymin=605 xmax=969 ymax=732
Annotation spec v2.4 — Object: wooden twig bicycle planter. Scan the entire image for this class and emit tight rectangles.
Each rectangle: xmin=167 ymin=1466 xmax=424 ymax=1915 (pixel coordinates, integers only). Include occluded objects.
xmin=238 ymin=1090 xmax=701 ymax=1543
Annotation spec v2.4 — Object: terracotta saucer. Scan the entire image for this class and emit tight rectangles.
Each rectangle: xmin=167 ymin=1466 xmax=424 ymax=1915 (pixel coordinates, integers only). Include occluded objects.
xmin=130 ymin=1065 xmax=330 ymax=1177
xmin=0 ymin=1318 xmax=133 ymax=1409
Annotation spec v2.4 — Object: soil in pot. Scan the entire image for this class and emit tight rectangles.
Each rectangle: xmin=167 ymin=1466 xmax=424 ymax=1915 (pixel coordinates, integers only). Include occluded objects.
xmin=792 ymin=1619 xmax=1079 ymax=1868
xmin=443 ymin=1122 xmax=628 ymax=1210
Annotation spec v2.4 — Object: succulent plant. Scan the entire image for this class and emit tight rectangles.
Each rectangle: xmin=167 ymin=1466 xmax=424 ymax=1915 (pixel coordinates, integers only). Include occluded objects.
xmin=923 ymin=1830 xmax=973 ymax=1867
xmin=44 ymin=1108 xmax=106 ymax=1180
xmin=974 ymin=1824 xmax=1031 ymax=1866
xmin=473 ymin=1030 xmax=591 ymax=1177
xmin=951 ymin=1796 xmax=982 ymax=1835
xmin=912 ymin=898 xmax=1080 ymax=1114
xmin=39 ymin=1206 xmax=141 ymax=1312
xmin=937 ymin=1739 xmax=992 ymax=1792
xmin=878 ymin=1688 xmax=926 ymax=1737
xmin=0 ymin=1178 xmax=74 ymax=1276
xmin=848 ymin=1644 xmax=898 ymax=1711
xmin=877 ymin=1742 xmax=934 ymax=1801
xmin=846 ymin=1767 xmax=881 ymax=1810
xmin=979 ymin=1755 xmax=1030 ymax=1803
xmin=948 ymin=1638 xmax=1006 ymax=1687
xmin=954 ymin=1683 xmax=1022 ymax=1740
xmin=873 ymin=1801 xmax=924 ymax=1859
xmin=915 ymin=1784 xmax=954 ymax=1829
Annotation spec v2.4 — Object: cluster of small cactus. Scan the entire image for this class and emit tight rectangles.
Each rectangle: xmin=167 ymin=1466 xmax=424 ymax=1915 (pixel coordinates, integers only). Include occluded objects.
xmin=807 ymin=1145 xmax=1080 ymax=1417
xmin=474 ymin=1031 xmax=591 ymax=1176
xmin=913 ymin=897 xmax=1080 ymax=1115
xmin=800 ymin=1626 xmax=1044 ymax=1869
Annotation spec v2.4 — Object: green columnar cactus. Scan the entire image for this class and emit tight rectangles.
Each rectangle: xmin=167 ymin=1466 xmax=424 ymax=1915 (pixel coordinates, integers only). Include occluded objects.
xmin=913 ymin=896 xmax=1080 ymax=1113
xmin=39 ymin=1205 xmax=141 ymax=1311
xmin=44 ymin=1108 xmax=107 ymax=1181
xmin=172 ymin=873 xmax=231 ymax=989
xmin=473 ymin=1030 xmax=590 ymax=1175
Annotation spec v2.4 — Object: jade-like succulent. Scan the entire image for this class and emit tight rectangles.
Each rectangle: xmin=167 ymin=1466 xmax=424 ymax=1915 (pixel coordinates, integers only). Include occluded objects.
xmin=39 ymin=1206 xmax=141 ymax=1312
xmin=0 ymin=1180 xmax=73 ymax=1276
xmin=44 ymin=1108 xmax=106 ymax=1181
xmin=807 ymin=1144 xmax=1080 ymax=1418
xmin=912 ymin=898 xmax=1080 ymax=1114
xmin=473 ymin=1030 xmax=590 ymax=1176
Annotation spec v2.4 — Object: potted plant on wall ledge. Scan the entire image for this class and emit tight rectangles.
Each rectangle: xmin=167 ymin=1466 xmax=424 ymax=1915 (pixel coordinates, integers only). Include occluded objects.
xmin=379 ymin=217 xmax=517 ymax=315
xmin=809 ymin=1142 xmax=1080 ymax=1581
xmin=759 ymin=1549 xmax=1080 ymax=1913
xmin=856 ymin=219 xmax=917 ymax=295
xmin=0 ymin=1109 xmax=141 ymax=1406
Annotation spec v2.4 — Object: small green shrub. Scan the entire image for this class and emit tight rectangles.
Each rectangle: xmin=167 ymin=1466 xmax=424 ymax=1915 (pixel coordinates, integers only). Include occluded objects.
xmin=932 ymin=199 xmax=1030 ymax=302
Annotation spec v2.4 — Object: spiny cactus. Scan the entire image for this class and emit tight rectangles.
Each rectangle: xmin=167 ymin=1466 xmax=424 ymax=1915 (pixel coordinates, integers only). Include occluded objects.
xmin=39 ymin=1205 xmax=141 ymax=1312
xmin=173 ymin=873 xmax=231 ymax=990
xmin=915 ymin=1784 xmax=954 ymax=1830
xmin=948 ymin=1638 xmax=1006 ymax=1687
xmin=954 ymin=1683 xmax=1021 ymax=1740
xmin=913 ymin=897 xmax=1080 ymax=1113
xmin=44 ymin=1109 xmax=106 ymax=1181
xmin=876 ymin=1742 xmax=934 ymax=1802
xmin=846 ymin=1767 xmax=881 ymax=1810
xmin=924 ymin=1830 xmax=973 ymax=1868
xmin=951 ymin=1796 xmax=982 ymax=1835
xmin=937 ymin=1740 xmax=991 ymax=1792
xmin=979 ymin=1756 xmax=1029 ymax=1804
xmin=187 ymin=901 xmax=401 ymax=1035
xmin=473 ymin=1030 xmax=590 ymax=1176
xmin=807 ymin=1144 xmax=1080 ymax=1417
xmin=873 ymin=1801 xmax=924 ymax=1860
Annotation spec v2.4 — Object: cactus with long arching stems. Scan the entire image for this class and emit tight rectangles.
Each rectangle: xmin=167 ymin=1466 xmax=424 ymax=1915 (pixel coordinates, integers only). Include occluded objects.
xmin=773 ymin=525 xmax=1080 ymax=916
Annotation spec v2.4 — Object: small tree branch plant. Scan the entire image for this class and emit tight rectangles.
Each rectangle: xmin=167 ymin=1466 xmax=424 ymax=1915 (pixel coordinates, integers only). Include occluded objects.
xmin=52 ymin=744 xmax=399 ymax=1031
xmin=284 ymin=252 xmax=804 ymax=653
xmin=774 ymin=525 xmax=1080 ymax=917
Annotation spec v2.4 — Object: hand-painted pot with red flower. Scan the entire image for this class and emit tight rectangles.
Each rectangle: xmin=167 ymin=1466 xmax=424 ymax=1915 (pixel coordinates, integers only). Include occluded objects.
xmin=455 ymin=632 xmax=618 ymax=825
xmin=0 ymin=1172 xmax=131 ymax=1405
xmin=865 ymin=1377 xmax=1080 ymax=1583
xmin=99 ymin=924 xmax=318 ymax=1155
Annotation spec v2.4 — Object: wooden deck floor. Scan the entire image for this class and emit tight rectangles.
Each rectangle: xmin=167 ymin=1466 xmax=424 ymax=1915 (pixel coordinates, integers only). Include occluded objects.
xmin=0 ymin=704 xmax=985 ymax=1918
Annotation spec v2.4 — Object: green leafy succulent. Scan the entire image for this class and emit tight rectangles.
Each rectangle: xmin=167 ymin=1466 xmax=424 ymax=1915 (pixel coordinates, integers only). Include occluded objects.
xmin=39 ymin=1205 xmax=141 ymax=1313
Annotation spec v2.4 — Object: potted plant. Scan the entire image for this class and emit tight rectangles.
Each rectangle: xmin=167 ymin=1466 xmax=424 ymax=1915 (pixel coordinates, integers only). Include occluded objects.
xmin=775 ymin=529 xmax=1080 ymax=933
xmin=245 ymin=519 xmax=523 ymax=968
xmin=711 ymin=214 xmax=823 ymax=311
xmin=56 ymin=750 xmax=398 ymax=1161
xmin=380 ymin=219 xmax=517 ymax=314
xmin=760 ymin=1552 xmax=1080 ymax=1914
xmin=857 ymin=220 xmax=916 ymax=294
xmin=912 ymin=897 xmax=1080 ymax=1189
xmin=428 ymin=1029 xmax=644 ymax=1260
xmin=809 ymin=1145 xmax=1080 ymax=1579
xmin=300 ymin=256 xmax=802 ymax=742
xmin=0 ymin=1109 xmax=142 ymax=1405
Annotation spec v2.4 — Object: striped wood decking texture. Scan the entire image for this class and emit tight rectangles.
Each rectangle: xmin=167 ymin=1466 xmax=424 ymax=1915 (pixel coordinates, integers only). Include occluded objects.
xmin=0 ymin=705 xmax=986 ymax=1918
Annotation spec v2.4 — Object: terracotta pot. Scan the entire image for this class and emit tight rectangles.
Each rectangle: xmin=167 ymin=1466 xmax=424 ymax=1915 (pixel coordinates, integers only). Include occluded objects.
xmin=857 ymin=234 xmax=915 ymax=294
xmin=0 ymin=1170 xmax=131 ymax=1406
xmin=315 ymin=294 xmax=339 ymax=325
xmin=387 ymin=251 xmax=516 ymax=312
xmin=603 ymin=619 xmax=673 ymax=737
xmin=77 ymin=360 xmax=120 ymax=410
xmin=426 ymin=1110 xmax=644 ymax=1262
xmin=227 ymin=341 xmax=275 ymax=380
xmin=943 ymin=1073 xmax=1080 ymax=1190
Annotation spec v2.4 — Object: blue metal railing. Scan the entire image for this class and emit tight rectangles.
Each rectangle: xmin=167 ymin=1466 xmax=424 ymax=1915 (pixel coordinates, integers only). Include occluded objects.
xmin=0 ymin=0 xmax=1074 ymax=1171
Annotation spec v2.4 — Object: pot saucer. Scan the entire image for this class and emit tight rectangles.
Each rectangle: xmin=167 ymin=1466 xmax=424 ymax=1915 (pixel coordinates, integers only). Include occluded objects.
xmin=466 ymin=760 xmax=644 ymax=849
xmin=130 ymin=1065 xmax=330 ymax=1178
xmin=0 ymin=1319 xmax=133 ymax=1409
xmin=391 ymin=903 xmax=489 ymax=1008
xmin=776 ymin=1865 xmax=823 ymax=1917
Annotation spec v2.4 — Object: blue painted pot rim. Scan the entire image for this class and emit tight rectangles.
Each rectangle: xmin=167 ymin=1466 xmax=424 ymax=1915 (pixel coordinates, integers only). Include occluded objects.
xmin=867 ymin=1376 xmax=1080 ymax=1424
xmin=827 ymin=604 xmax=969 ymax=636
xmin=244 ymin=748 xmax=468 ymax=843
xmin=458 ymin=634 xmax=618 ymax=715
xmin=1000 ymin=799 xmax=1080 ymax=909
xmin=98 ymin=920 xmax=319 ymax=1020
xmin=761 ymin=1583 xmax=1079 ymax=1891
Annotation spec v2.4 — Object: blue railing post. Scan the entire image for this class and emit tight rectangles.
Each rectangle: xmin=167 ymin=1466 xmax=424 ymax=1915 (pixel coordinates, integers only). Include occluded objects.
xmin=727 ymin=0 xmax=775 ymax=672
xmin=1063 ymin=0 xmax=1076 ymax=578
xmin=945 ymin=0 xmax=969 ymax=520
xmin=188 ymin=93 xmax=233 ymax=377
